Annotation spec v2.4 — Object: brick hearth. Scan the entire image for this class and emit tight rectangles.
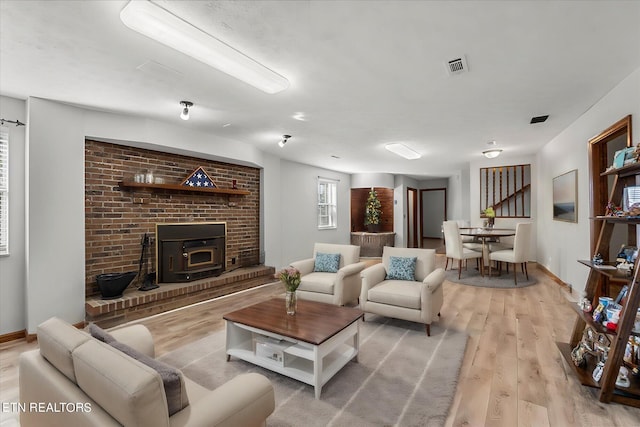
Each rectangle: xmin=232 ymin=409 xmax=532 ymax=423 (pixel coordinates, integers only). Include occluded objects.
xmin=86 ymin=265 xmax=276 ymax=328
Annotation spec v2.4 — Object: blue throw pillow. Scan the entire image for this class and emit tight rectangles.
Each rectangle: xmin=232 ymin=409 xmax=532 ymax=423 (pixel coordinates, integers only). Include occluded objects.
xmin=314 ymin=252 xmax=341 ymax=273
xmin=386 ymin=256 xmax=417 ymax=281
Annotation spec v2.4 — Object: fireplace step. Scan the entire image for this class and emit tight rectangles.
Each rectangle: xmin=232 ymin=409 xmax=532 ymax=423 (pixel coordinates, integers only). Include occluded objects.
xmin=86 ymin=265 xmax=276 ymax=328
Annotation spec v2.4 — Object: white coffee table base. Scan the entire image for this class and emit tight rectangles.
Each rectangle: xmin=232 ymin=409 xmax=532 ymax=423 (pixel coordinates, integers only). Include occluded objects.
xmin=225 ymin=320 xmax=360 ymax=399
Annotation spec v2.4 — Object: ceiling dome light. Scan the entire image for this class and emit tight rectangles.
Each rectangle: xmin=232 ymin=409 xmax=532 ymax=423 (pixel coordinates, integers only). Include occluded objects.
xmin=180 ymin=101 xmax=193 ymax=120
xmin=278 ymin=134 xmax=291 ymax=148
xmin=483 ymin=149 xmax=503 ymax=159
xmin=385 ymin=143 xmax=421 ymax=160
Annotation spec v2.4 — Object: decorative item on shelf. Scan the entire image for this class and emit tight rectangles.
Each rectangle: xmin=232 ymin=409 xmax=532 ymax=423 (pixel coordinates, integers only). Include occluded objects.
xmin=181 ymin=166 xmax=217 ymax=188
xmin=592 ymin=302 xmax=606 ymax=323
xmin=578 ymin=297 xmax=592 ymax=313
xmin=232 ymin=179 xmax=237 ymax=189
xmin=592 ymin=253 xmax=603 ymax=265
xmin=134 ymin=173 xmax=145 ymax=183
xmin=605 ymin=201 xmax=624 ymax=217
xmin=571 ymin=327 xmax=597 ymax=367
xmin=145 ymin=170 xmax=155 ymax=184
xmin=364 ymin=188 xmax=382 ymax=232
xmin=593 ymin=361 xmax=605 ymax=382
xmin=279 ymin=267 xmax=301 ymax=315
xmin=612 ymin=146 xmax=637 ymax=169
xmin=604 ymin=303 xmax=622 ymax=331
xmin=624 ymin=336 xmax=640 ymax=364
xmin=614 ymin=285 xmax=629 ymax=305
xmin=615 ymin=366 xmax=631 ymax=388
xmin=623 ymin=186 xmax=640 ymax=216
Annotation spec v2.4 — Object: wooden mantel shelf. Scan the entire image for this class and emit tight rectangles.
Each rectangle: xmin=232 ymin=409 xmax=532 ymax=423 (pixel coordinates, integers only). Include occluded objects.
xmin=118 ymin=181 xmax=250 ymax=196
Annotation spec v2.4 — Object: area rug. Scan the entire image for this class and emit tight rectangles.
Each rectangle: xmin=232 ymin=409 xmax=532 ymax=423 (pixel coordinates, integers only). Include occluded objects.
xmin=159 ymin=316 xmax=467 ymax=427
xmin=444 ymin=265 xmax=537 ymax=288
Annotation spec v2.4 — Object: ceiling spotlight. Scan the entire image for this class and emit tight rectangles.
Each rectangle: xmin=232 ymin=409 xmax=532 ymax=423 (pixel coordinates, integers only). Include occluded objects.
xmin=385 ymin=143 xmax=421 ymax=160
xmin=483 ymin=149 xmax=503 ymax=159
xmin=278 ymin=135 xmax=292 ymax=148
xmin=120 ymin=0 xmax=289 ymax=94
xmin=180 ymin=101 xmax=193 ymax=120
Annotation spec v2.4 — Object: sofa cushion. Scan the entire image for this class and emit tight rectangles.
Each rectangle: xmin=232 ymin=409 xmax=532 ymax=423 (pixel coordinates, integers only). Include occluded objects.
xmin=297 ymin=272 xmax=335 ymax=294
xmin=37 ymin=317 xmax=91 ymax=384
xmin=314 ymin=252 xmax=341 ymax=273
xmin=386 ymin=256 xmax=417 ymax=281
xmin=72 ymin=339 xmax=170 ymax=427
xmin=109 ymin=339 xmax=189 ymax=416
xmin=368 ymin=280 xmax=422 ymax=310
xmin=88 ymin=323 xmax=115 ymax=343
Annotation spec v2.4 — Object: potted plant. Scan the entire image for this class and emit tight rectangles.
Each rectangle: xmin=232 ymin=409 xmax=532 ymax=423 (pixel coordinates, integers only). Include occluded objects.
xmin=364 ymin=188 xmax=382 ymax=232
xmin=482 ymin=206 xmax=496 ymax=228
xmin=279 ymin=267 xmax=301 ymax=315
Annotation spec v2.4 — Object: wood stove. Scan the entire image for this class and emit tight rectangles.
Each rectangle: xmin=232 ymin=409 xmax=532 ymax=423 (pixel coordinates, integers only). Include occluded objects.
xmin=156 ymin=222 xmax=226 ymax=283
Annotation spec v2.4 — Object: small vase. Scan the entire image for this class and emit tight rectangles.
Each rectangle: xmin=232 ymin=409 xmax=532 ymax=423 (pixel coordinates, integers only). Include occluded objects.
xmin=285 ymin=291 xmax=297 ymax=315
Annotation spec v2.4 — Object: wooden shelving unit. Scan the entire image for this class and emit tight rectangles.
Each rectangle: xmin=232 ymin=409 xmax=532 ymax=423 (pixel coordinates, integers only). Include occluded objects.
xmin=118 ymin=181 xmax=250 ymax=196
xmin=558 ymin=157 xmax=640 ymax=407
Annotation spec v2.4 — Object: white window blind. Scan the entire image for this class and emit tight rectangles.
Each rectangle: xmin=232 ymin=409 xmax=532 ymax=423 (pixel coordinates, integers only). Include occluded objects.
xmin=0 ymin=126 xmax=8 ymax=255
xmin=317 ymin=177 xmax=338 ymax=229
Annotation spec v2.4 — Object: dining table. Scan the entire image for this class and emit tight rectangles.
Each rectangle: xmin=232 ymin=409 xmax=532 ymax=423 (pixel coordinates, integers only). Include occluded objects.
xmin=459 ymin=227 xmax=516 ymax=275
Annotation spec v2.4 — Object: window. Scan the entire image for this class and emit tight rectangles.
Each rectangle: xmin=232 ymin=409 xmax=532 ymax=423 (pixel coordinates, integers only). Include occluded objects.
xmin=0 ymin=127 xmax=8 ymax=255
xmin=318 ymin=178 xmax=337 ymax=229
xmin=480 ymin=164 xmax=531 ymax=218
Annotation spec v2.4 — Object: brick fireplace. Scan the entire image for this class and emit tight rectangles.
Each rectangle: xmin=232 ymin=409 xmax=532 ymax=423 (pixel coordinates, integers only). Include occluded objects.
xmin=84 ymin=140 xmax=262 ymax=298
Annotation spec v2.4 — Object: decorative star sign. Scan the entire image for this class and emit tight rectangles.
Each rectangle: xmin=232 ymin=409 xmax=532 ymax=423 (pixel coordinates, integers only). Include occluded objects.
xmin=181 ymin=167 xmax=217 ymax=188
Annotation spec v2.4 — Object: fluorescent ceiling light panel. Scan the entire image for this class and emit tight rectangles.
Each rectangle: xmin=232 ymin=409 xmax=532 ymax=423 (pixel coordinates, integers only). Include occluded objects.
xmin=385 ymin=143 xmax=421 ymax=160
xmin=120 ymin=0 xmax=289 ymax=94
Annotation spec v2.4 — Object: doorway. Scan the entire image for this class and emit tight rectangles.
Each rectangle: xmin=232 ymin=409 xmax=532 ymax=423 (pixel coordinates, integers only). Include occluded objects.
xmin=407 ymin=188 xmax=418 ymax=248
xmin=421 ymin=188 xmax=446 ymax=249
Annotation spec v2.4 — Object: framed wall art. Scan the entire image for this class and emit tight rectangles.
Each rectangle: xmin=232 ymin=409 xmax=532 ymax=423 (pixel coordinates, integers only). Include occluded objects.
xmin=553 ymin=169 xmax=578 ymax=222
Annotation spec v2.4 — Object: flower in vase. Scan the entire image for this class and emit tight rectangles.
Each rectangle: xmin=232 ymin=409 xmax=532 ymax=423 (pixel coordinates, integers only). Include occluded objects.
xmin=279 ymin=267 xmax=301 ymax=292
xmin=483 ymin=207 xmax=495 ymax=218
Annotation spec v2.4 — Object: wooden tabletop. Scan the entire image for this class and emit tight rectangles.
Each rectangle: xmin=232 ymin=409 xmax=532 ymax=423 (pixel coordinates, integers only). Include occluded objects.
xmin=223 ymin=298 xmax=364 ymax=345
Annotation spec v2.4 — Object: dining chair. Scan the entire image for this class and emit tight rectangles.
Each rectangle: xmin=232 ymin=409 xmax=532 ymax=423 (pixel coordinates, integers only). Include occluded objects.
xmin=488 ymin=222 xmax=531 ymax=285
xmin=442 ymin=221 xmax=483 ymax=279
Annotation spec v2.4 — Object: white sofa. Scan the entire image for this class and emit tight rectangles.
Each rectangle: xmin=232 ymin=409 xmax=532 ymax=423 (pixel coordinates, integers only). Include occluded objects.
xmin=290 ymin=243 xmax=367 ymax=306
xmin=19 ymin=317 xmax=275 ymax=427
xmin=360 ymin=247 xmax=445 ymax=336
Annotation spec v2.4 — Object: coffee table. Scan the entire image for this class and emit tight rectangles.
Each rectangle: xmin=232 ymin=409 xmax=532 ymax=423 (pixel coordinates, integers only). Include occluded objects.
xmin=223 ymin=298 xmax=364 ymax=399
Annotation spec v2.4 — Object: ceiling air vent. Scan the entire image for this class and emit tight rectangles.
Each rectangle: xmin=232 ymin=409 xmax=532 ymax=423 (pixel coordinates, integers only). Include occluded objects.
xmin=530 ymin=115 xmax=549 ymax=124
xmin=445 ymin=56 xmax=468 ymax=75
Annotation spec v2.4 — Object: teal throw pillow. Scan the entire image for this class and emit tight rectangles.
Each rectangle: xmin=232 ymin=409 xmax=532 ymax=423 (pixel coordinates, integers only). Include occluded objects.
xmin=386 ymin=256 xmax=417 ymax=281
xmin=314 ymin=252 xmax=341 ymax=273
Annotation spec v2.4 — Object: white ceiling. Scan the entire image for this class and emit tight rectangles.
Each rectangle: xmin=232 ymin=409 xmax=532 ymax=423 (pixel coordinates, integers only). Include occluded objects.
xmin=1 ymin=0 xmax=639 ymax=179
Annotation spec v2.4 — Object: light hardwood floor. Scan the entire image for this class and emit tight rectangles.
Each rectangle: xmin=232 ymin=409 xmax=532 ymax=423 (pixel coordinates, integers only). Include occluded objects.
xmin=2 ymin=255 xmax=640 ymax=426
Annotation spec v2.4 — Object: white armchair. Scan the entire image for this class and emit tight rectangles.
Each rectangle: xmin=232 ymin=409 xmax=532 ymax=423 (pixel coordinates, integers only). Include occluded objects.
xmin=360 ymin=247 xmax=445 ymax=336
xmin=290 ymin=243 xmax=367 ymax=306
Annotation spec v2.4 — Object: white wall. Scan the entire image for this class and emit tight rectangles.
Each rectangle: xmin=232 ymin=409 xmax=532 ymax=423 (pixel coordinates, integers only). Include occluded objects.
xmin=0 ymin=96 xmax=26 ymax=335
xmin=278 ymin=160 xmax=352 ymax=266
xmin=25 ymin=98 xmax=87 ymax=332
xmin=537 ymin=67 xmax=640 ymax=295
xmin=351 ymin=173 xmax=394 ymax=189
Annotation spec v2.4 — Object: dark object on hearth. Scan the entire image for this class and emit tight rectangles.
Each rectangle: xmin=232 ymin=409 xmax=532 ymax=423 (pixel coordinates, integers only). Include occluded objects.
xmin=96 ymin=272 xmax=137 ymax=300
xmin=138 ymin=233 xmax=159 ymax=291
xmin=139 ymin=271 xmax=158 ymax=292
